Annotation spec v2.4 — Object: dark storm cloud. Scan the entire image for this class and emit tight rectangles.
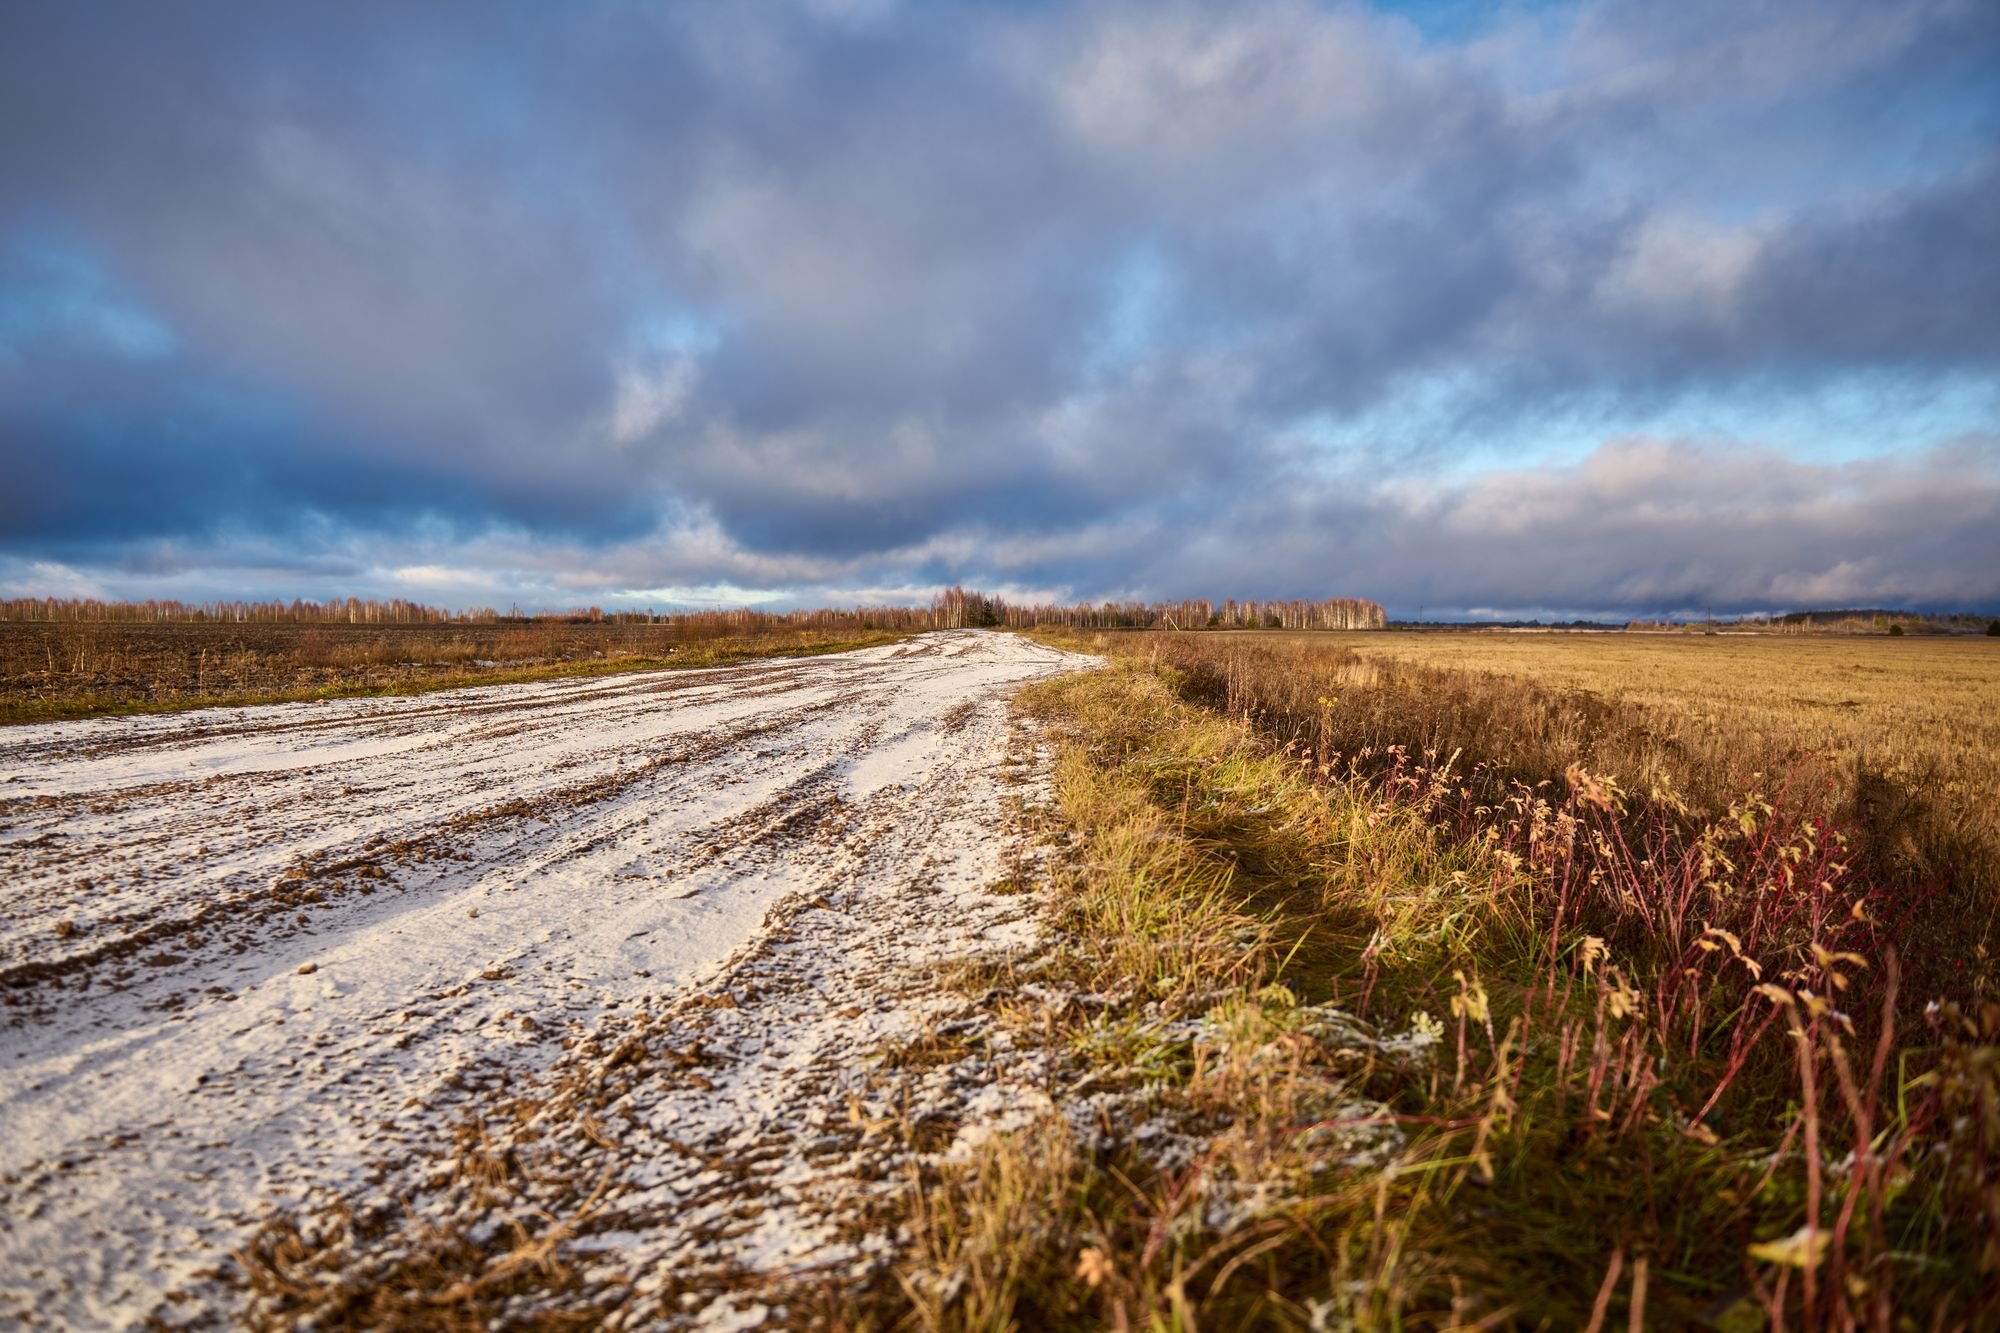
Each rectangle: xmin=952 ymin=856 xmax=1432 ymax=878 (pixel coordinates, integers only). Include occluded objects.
xmin=1160 ymin=436 xmax=2000 ymax=618
xmin=1 ymin=0 xmax=1996 ymax=613
xmin=19 ymin=433 xmax=1985 ymax=621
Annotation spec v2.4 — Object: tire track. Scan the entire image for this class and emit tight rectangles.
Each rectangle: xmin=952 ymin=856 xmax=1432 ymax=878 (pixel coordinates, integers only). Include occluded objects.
xmin=0 ymin=630 xmax=1093 ymax=1329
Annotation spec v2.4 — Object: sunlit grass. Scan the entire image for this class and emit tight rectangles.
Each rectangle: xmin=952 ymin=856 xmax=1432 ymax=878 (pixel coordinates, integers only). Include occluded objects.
xmin=894 ymin=641 xmax=1997 ymax=1328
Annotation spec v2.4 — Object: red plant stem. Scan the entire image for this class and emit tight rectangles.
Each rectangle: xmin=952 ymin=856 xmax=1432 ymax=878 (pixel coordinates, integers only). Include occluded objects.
xmin=1690 ymin=1005 xmax=1781 ymax=1129
xmin=1582 ymin=1247 xmax=1626 ymax=1333
xmin=1793 ymin=1009 xmax=1824 ymax=1326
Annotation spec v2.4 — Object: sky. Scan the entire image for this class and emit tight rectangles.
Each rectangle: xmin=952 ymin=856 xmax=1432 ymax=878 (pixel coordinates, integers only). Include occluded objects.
xmin=1 ymin=0 xmax=1996 ymax=621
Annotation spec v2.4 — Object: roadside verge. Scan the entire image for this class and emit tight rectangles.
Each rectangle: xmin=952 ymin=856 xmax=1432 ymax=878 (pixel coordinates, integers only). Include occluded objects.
xmin=885 ymin=643 xmax=1994 ymax=1329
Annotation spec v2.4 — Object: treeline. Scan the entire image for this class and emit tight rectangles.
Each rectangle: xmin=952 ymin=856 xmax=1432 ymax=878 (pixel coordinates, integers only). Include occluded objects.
xmin=1626 ymin=609 xmax=1998 ymax=635
xmin=0 ymin=597 xmax=946 ymax=630
xmin=4 ymin=591 xmax=1388 ymax=632
xmin=1767 ymin=610 xmax=1995 ymax=633
xmin=982 ymin=594 xmax=1386 ymax=631
xmin=0 ymin=597 xmax=494 ymax=624
xmin=549 ymin=605 xmax=952 ymax=629
xmin=528 ymin=592 xmax=1383 ymax=632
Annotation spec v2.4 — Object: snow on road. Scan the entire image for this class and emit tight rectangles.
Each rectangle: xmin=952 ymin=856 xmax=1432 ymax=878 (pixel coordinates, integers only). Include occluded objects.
xmin=0 ymin=630 xmax=1093 ymax=1327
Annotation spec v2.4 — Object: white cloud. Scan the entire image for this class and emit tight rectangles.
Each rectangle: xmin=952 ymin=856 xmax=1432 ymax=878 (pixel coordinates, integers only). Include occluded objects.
xmin=1 ymin=560 xmax=108 ymax=600
xmin=386 ymin=565 xmax=499 ymax=590
xmin=607 ymin=583 xmax=785 ymax=607
xmin=608 ymin=356 xmax=698 ymax=446
xmin=1594 ymin=213 xmax=1767 ymax=322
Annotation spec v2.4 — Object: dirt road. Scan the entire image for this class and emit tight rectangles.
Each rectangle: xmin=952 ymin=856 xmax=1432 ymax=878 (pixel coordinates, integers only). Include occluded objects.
xmin=0 ymin=630 xmax=1092 ymax=1327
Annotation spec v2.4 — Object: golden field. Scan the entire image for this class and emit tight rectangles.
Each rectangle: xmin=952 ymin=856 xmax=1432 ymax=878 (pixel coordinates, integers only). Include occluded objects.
xmin=1120 ymin=627 xmax=2000 ymax=999
xmin=1324 ymin=629 xmax=2000 ymax=876
xmin=1326 ymin=629 xmax=2000 ymax=792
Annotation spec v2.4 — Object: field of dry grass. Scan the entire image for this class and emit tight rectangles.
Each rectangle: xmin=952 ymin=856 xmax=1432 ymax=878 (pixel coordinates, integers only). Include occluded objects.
xmin=0 ymin=621 xmax=908 ymax=724
xmin=1136 ymin=630 xmax=2000 ymax=993
xmin=1326 ymin=628 xmax=2000 ymax=828
xmin=903 ymin=628 xmax=2000 ymax=1328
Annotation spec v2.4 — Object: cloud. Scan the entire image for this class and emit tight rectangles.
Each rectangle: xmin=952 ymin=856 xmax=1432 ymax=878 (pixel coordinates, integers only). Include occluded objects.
xmin=1 ymin=559 xmax=107 ymax=601
xmin=0 ymin=236 xmax=176 ymax=361
xmin=26 ymin=435 xmax=1994 ymax=620
xmin=1221 ymin=435 xmax=2000 ymax=616
xmin=0 ymin=0 xmax=1995 ymax=614
xmin=387 ymin=565 xmax=499 ymax=591
xmin=608 ymin=356 xmax=699 ymax=446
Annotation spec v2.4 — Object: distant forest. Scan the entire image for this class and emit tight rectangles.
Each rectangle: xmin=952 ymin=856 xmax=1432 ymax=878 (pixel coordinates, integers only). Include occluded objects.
xmin=0 ymin=591 xmax=1389 ymax=632
xmin=1630 ymin=609 xmax=1997 ymax=634
xmin=10 ymin=596 xmax=1991 ymax=634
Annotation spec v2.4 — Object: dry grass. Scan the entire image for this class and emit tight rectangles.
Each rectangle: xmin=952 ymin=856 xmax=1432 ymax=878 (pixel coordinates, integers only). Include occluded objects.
xmin=0 ymin=621 xmax=909 ymax=724
xmin=1328 ymin=629 xmax=2000 ymax=831
xmin=1130 ymin=629 xmax=2000 ymax=1005
xmin=891 ymin=637 xmax=1999 ymax=1329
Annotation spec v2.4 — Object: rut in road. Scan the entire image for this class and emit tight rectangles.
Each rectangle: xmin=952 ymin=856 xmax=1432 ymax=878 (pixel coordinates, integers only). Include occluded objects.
xmin=0 ymin=629 xmax=1094 ymax=1329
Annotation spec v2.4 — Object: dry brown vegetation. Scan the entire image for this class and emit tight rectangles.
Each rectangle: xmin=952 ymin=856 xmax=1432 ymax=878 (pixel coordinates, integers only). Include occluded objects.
xmin=1325 ymin=630 xmax=2000 ymax=829
xmin=0 ymin=620 xmax=906 ymax=724
xmin=882 ymin=629 xmax=1999 ymax=1329
xmin=1170 ymin=629 xmax=2000 ymax=990
xmin=0 ymin=592 xmax=1386 ymax=723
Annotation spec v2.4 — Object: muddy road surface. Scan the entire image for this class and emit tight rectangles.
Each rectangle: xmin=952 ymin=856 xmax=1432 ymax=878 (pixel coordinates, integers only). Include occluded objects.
xmin=0 ymin=630 xmax=1092 ymax=1327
